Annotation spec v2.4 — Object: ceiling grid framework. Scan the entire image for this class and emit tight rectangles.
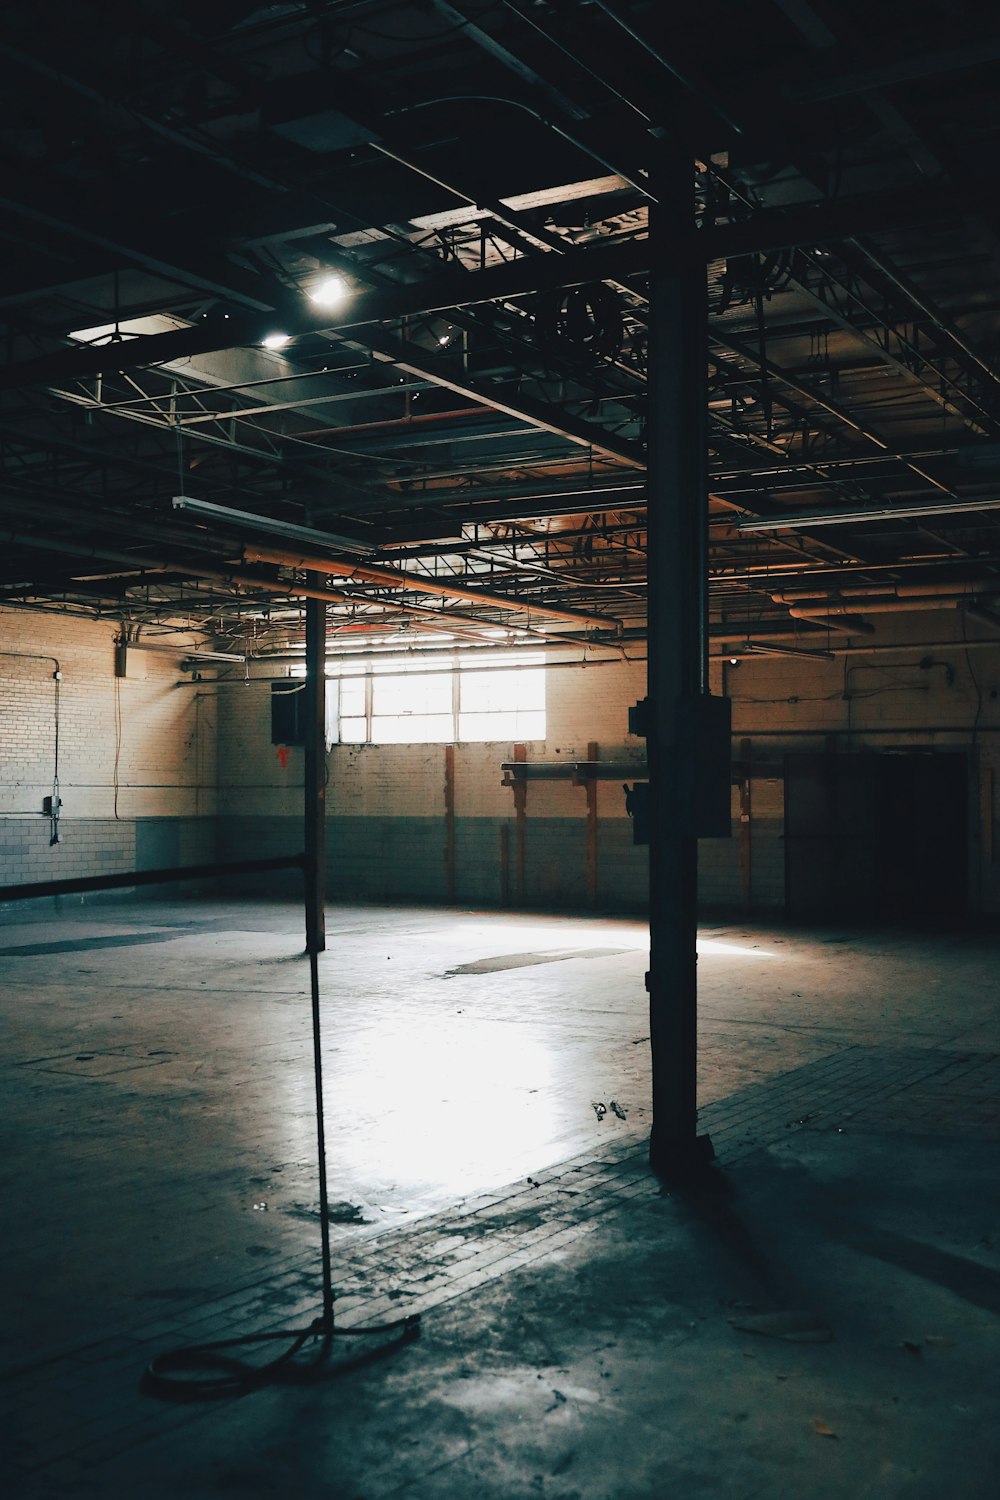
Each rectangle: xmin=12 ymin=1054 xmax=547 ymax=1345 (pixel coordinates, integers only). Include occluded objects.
xmin=1 ymin=0 xmax=1000 ymax=662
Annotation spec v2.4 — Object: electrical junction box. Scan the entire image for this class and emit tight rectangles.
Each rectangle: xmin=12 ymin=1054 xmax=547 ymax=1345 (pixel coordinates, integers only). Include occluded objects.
xmin=624 ymin=695 xmax=732 ymax=839
xmin=622 ymin=782 xmax=650 ymax=844
xmin=42 ymin=796 xmax=62 ymax=815
xmin=628 ymin=697 xmax=649 ymax=737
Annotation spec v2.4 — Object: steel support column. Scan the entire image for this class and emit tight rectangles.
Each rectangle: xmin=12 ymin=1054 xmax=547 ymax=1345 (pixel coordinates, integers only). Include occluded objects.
xmin=646 ymin=159 xmax=713 ymax=1178
xmin=304 ymin=581 xmax=327 ymax=954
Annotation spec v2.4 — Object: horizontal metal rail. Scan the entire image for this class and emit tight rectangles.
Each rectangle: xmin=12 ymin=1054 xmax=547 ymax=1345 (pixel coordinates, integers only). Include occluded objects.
xmin=0 ymin=853 xmax=306 ymax=904
xmin=501 ymin=760 xmax=647 ymax=781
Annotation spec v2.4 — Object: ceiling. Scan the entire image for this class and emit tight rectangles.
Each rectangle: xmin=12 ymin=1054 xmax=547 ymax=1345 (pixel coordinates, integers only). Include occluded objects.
xmin=3 ymin=0 xmax=1000 ymax=664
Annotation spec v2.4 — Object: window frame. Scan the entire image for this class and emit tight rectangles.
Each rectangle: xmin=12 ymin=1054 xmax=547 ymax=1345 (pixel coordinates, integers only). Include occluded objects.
xmin=329 ymin=653 xmax=546 ymax=746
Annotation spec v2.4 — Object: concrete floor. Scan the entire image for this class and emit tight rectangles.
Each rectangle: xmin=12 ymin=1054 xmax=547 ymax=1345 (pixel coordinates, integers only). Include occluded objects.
xmin=2 ymin=898 xmax=999 ymax=1497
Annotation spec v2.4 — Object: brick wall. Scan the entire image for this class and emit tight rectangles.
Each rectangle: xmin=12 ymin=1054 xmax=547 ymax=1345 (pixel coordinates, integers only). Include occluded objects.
xmin=216 ymin=653 xmax=652 ymax=911
xmin=13 ymin=606 xmax=994 ymax=917
xmin=217 ymin=621 xmax=1000 ymax=917
xmin=719 ymin=620 xmax=1000 ymax=915
xmin=1 ymin=609 xmax=218 ymax=901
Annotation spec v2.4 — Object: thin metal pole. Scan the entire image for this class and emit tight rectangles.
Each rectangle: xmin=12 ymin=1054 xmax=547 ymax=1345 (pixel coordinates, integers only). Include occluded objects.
xmin=303 ymin=580 xmax=333 ymax=1327
xmin=304 ymin=582 xmax=327 ymax=954
xmin=645 ymin=153 xmax=712 ymax=1178
xmin=308 ymin=936 xmax=335 ymax=1333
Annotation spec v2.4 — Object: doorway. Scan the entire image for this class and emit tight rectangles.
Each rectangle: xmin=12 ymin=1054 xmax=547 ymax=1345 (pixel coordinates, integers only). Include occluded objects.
xmin=784 ymin=752 xmax=968 ymax=922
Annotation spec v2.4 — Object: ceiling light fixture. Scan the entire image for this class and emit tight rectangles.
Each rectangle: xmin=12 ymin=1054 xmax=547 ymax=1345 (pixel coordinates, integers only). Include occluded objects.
xmin=309 ymin=275 xmax=349 ymax=309
xmin=171 ymin=496 xmax=374 ymax=554
xmin=261 ymin=332 xmax=292 ymax=350
xmin=737 ymin=496 xmax=1000 ymax=532
xmin=743 ymin=642 xmax=835 ymax=661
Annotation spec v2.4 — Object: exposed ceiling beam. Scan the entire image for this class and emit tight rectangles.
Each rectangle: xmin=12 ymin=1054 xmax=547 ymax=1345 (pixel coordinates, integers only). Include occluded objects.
xmin=2 ymin=179 xmax=985 ymax=394
xmin=710 ymin=330 xmax=955 ymax=498
xmin=241 ymin=541 xmax=620 ymax=629
xmin=0 ymin=165 xmax=288 ymax=314
xmin=354 ymin=325 xmax=645 ymax=470
xmin=737 ymin=497 xmax=1000 ymax=532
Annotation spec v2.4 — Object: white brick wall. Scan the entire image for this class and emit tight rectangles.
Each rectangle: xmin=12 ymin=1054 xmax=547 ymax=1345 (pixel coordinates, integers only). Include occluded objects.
xmin=217 ymin=653 xmax=648 ymax=821
xmin=1 ymin=608 xmax=218 ymax=888
xmin=12 ymin=605 xmax=985 ymax=914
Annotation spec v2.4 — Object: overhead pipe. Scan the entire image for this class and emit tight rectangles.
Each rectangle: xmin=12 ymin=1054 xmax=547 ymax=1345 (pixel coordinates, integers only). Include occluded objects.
xmin=0 ymin=529 xmax=480 ymax=638
xmin=712 ymin=635 xmax=1000 ymax=659
xmin=711 ymin=552 xmax=1000 ymax=586
xmin=791 ymin=598 xmax=964 ymax=616
xmin=241 ymin=542 xmax=619 ymax=630
xmin=779 ymin=594 xmax=1000 ymax=626
xmin=3 ymin=526 xmax=591 ymax=643
xmin=197 ymin=572 xmax=550 ymax=644
xmin=785 ymin=608 xmax=875 ymax=634
xmin=894 ymin=580 xmax=1000 ymax=599
xmin=772 ymin=579 xmax=1000 ymax=605
xmin=237 ymin=574 xmax=606 ymax=651
xmin=773 ymin=585 xmax=1000 ymax=609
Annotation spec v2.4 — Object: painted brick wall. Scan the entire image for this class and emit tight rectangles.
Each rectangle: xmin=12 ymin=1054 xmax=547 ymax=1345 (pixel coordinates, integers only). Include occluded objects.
xmin=215 ymin=616 xmax=1000 ymax=917
xmin=11 ymin=605 xmax=997 ymax=917
xmin=1 ymin=608 xmax=218 ymax=900
xmin=216 ymin=654 xmax=653 ymax=911
xmin=720 ymin=618 xmax=1000 ymax=914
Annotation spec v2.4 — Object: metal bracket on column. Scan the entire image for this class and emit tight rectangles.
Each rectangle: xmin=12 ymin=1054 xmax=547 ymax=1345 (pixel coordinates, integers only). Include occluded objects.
xmin=500 ymin=742 xmax=528 ymax=904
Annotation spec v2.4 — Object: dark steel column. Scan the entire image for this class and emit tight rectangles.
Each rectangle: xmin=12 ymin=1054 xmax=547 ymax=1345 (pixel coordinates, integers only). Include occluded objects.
xmin=646 ymin=157 xmax=712 ymax=1178
xmin=304 ymin=580 xmax=327 ymax=954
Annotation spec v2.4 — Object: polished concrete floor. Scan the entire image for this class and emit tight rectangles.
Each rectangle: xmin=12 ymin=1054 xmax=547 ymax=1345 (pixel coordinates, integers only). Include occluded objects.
xmin=2 ymin=898 xmax=999 ymax=1497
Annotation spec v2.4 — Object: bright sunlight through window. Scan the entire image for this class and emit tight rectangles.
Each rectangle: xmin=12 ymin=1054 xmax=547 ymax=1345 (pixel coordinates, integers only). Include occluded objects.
xmin=331 ymin=653 xmax=545 ymax=745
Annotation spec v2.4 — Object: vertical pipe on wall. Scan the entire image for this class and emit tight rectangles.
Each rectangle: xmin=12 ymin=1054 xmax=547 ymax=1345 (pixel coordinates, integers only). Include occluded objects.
xmin=645 ymin=154 xmax=712 ymax=1178
xmin=444 ymin=744 xmax=457 ymax=903
xmin=304 ymin=582 xmax=327 ymax=954
xmin=739 ymin=737 xmax=753 ymax=912
xmin=586 ymin=739 xmax=599 ymax=908
xmin=513 ymin=741 xmax=527 ymax=905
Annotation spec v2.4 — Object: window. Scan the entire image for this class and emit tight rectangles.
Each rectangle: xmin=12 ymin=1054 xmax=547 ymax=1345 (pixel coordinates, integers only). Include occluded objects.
xmin=337 ymin=674 xmax=367 ymax=743
xmin=330 ymin=653 xmax=545 ymax=744
xmin=458 ymin=660 xmax=544 ymax=741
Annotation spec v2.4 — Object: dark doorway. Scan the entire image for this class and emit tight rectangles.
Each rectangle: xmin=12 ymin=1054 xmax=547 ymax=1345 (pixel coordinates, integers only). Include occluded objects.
xmin=784 ymin=752 xmax=968 ymax=922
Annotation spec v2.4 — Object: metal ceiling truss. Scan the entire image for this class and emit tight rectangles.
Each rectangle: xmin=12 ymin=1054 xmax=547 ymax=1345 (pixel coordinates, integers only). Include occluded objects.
xmin=3 ymin=0 xmax=1000 ymax=644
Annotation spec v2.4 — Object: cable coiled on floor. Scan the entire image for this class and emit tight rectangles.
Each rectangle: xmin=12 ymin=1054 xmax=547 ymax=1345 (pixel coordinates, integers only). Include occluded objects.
xmin=142 ymin=1310 xmax=421 ymax=1400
